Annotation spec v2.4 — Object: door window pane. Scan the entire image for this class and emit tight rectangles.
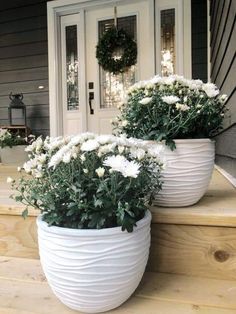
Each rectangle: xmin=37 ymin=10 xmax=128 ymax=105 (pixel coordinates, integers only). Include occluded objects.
xmin=99 ymin=16 xmax=137 ymax=109
xmin=161 ymin=9 xmax=175 ymax=76
xmin=66 ymin=25 xmax=79 ymax=110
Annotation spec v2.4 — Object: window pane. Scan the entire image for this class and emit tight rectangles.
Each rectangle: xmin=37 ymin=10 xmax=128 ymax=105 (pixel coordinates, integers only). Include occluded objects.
xmin=161 ymin=9 xmax=175 ymax=76
xmin=99 ymin=16 xmax=137 ymax=109
xmin=66 ymin=25 xmax=79 ymax=110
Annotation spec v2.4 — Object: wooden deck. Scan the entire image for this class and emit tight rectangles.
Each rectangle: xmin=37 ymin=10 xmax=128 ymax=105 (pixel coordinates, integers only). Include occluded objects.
xmin=0 ymin=164 xmax=236 ymax=313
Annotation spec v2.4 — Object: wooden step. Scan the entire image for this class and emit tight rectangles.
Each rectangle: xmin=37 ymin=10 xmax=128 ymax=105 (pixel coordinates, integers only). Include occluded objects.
xmin=1 ymin=165 xmax=236 ymax=281
xmin=147 ymin=169 xmax=236 ymax=280
xmin=0 ymin=256 xmax=236 ymax=314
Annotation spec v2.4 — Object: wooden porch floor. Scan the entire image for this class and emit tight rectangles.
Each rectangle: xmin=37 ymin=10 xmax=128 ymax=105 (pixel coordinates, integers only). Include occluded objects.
xmin=0 ymin=164 xmax=236 ymax=313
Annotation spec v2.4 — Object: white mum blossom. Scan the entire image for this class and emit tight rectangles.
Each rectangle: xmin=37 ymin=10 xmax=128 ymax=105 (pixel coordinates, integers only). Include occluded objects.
xmin=139 ymin=97 xmax=152 ymax=105
xmin=121 ymin=120 xmax=129 ymax=127
xmin=202 ymin=83 xmax=219 ymax=98
xmin=83 ymin=169 xmax=88 ymax=174
xmin=162 ymin=95 xmax=180 ymax=104
xmin=103 ymin=155 xmax=140 ymax=178
xmin=121 ymin=160 xmax=140 ymax=178
xmin=63 ymin=151 xmax=72 ymax=163
xmin=6 ymin=177 xmax=14 ymax=183
xmin=175 ymin=103 xmax=190 ymax=111
xmin=95 ymin=167 xmax=105 ymax=178
xmin=81 ymin=139 xmax=100 ymax=152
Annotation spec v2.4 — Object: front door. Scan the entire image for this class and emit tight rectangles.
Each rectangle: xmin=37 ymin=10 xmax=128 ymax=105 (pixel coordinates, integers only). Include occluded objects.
xmin=60 ymin=1 xmax=154 ymax=135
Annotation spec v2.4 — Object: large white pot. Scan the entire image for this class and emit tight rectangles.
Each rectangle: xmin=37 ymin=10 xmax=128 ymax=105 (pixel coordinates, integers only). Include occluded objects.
xmin=37 ymin=211 xmax=152 ymax=313
xmin=0 ymin=145 xmax=28 ymax=165
xmin=153 ymin=139 xmax=215 ymax=207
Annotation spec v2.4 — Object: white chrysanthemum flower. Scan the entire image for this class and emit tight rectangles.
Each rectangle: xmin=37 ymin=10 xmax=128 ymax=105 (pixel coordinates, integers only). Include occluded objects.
xmin=97 ymin=135 xmax=114 ymax=145
xmin=103 ymin=155 xmax=140 ymax=178
xmin=95 ymin=167 xmax=105 ymax=178
xmin=81 ymin=139 xmax=100 ymax=152
xmin=118 ymin=146 xmax=125 ymax=154
xmin=122 ymin=161 xmax=140 ymax=178
xmin=162 ymin=95 xmax=180 ymax=104
xmin=130 ymin=147 xmax=146 ymax=160
xmin=121 ymin=120 xmax=129 ymax=127
xmin=103 ymin=155 xmax=127 ymax=171
xmin=219 ymin=94 xmax=227 ymax=102
xmin=202 ymin=83 xmax=219 ymax=98
xmin=80 ymin=154 xmax=86 ymax=162
xmin=6 ymin=177 xmax=14 ymax=183
xmin=63 ymin=151 xmax=72 ymax=163
xmin=83 ymin=168 xmax=88 ymax=174
xmin=17 ymin=166 xmax=21 ymax=172
xmin=139 ymin=97 xmax=152 ymax=105
xmin=175 ymin=103 xmax=190 ymax=111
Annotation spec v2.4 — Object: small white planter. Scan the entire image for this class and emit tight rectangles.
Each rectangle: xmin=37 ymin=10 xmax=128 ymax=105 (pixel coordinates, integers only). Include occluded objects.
xmin=0 ymin=145 xmax=28 ymax=165
xmin=37 ymin=211 xmax=151 ymax=313
xmin=152 ymin=139 xmax=215 ymax=207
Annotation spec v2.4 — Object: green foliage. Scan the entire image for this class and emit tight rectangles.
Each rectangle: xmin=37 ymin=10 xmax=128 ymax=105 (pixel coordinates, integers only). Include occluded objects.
xmin=113 ymin=75 xmax=228 ymax=150
xmin=0 ymin=128 xmax=34 ymax=148
xmin=11 ymin=134 xmax=163 ymax=232
xmin=96 ymin=27 xmax=137 ymax=74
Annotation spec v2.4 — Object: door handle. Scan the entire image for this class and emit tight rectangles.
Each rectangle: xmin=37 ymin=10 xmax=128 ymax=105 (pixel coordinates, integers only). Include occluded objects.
xmin=89 ymin=92 xmax=94 ymax=115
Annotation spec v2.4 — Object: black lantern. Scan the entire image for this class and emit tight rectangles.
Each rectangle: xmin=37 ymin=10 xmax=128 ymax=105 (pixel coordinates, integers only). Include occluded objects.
xmin=8 ymin=93 xmax=26 ymax=126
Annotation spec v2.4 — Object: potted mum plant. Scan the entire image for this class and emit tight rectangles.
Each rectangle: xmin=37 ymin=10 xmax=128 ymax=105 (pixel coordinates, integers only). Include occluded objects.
xmin=0 ymin=128 xmax=34 ymax=165
xmin=113 ymin=75 xmax=228 ymax=207
xmin=11 ymin=133 xmax=163 ymax=313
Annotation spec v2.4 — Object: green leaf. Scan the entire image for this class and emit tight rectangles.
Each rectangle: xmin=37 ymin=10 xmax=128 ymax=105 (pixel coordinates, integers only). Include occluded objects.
xmin=22 ymin=208 xmax=28 ymax=219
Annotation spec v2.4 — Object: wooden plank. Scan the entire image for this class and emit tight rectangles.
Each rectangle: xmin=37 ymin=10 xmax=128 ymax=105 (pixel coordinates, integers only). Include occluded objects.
xmin=0 ymin=106 xmax=49 ymax=120
xmin=138 ymin=273 xmax=236 ymax=310
xmin=0 ymin=41 xmax=48 ymax=59
xmin=0 ymin=263 xmax=236 ymax=313
xmin=0 ymin=0 xmax=47 ymax=12
xmin=0 ymin=79 xmax=48 ymax=96
xmin=0 ymin=29 xmax=47 ymax=48
xmin=1 ymin=258 xmax=236 ymax=311
xmin=0 ymin=67 xmax=48 ymax=84
xmin=148 ymin=223 xmax=236 ymax=281
xmin=0 ymin=54 xmax=48 ymax=72
xmin=0 ymin=3 xmax=46 ymax=23
xmin=0 ymin=16 xmax=47 ymax=36
xmin=0 ymin=215 xmax=38 ymax=259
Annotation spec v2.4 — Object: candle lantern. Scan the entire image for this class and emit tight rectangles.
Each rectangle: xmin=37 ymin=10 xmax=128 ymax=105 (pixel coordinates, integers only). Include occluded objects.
xmin=8 ymin=93 xmax=26 ymax=126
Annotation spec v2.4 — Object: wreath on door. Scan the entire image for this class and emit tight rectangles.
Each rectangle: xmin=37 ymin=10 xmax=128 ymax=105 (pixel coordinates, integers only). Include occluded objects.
xmin=96 ymin=27 xmax=137 ymax=75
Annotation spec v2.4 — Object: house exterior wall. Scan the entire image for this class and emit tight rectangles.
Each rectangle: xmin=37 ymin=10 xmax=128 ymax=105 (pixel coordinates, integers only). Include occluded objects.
xmin=0 ymin=0 xmax=49 ymax=137
xmin=210 ymin=0 xmax=236 ymax=178
xmin=191 ymin=0 xmax=208 ymax=82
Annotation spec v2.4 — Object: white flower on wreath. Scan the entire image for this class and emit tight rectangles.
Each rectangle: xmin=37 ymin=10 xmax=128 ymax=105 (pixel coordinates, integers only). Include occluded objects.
xmin=139 ymin=97 xmax=152 ymax=105
xmin=162 ymin=95 xmax=180 ymax=104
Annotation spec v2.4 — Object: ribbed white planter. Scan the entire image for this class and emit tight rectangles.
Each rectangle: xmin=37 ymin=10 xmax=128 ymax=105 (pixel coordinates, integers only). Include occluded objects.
xmin=0 ymin=145 xmax=28 ymax=165
xmin=37 ymin=211 xmax=152 ymax=313
xmin=152 ymin=139 xmax=215 ymax=207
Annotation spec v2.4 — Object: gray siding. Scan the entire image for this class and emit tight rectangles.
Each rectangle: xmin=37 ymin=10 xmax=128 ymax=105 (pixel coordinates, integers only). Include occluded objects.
xmin=191 ymin=0 xmax=208 ymax=82
xmin=0 ymin=0 xmax=49 ymax=137
xmin=210 ymin=0 xmax=236 ymax=177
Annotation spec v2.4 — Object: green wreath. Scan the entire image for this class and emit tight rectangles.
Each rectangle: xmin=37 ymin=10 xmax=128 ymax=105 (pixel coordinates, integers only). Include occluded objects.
xmin=96 ymin=27 xmax=137 ymax=75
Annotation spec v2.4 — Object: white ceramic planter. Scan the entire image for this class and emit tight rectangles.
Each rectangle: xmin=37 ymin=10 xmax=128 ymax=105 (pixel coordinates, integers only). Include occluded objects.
xmin=37 ymin=211 xmax=152 ymax=313
xmin=0 ymin=145 xmax=28 ymax=165
xmin=152 ymin=139 xmax=215 ymax=207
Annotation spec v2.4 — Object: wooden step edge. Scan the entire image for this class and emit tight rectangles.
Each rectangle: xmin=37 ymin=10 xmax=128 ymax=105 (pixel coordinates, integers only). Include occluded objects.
xmin=1 ymin=256 xmax=236 ymax=311
xmin=150 ymin=206 xmax=236 ymax=227
xmin=0 ymin=205 xmax=39 ymax=217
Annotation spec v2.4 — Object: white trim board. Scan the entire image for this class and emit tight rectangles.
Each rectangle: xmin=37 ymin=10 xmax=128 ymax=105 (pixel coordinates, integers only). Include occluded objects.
xmin=214 ymin=164 xmax=236 ymax=188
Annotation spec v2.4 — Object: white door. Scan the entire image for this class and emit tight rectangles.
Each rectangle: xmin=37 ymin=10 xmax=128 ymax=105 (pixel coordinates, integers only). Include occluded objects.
xmin=60 ymin=1 xmax=155 ymax=135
